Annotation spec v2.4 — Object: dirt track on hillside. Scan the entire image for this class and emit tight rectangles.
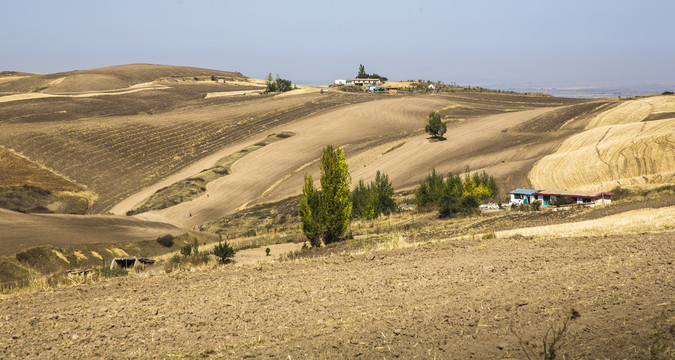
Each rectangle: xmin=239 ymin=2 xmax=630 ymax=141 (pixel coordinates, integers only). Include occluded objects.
xmin=2 ymin=232 xmax=672 ymax=358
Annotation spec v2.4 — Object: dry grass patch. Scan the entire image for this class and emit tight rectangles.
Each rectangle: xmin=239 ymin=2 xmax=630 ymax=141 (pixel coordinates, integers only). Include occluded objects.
xmin=498 ymin=206 xmax=675 ymax=239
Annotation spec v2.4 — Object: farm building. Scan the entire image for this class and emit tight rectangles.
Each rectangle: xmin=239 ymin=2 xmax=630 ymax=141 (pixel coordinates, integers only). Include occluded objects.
xmin=346 ymin=78 xmax=382 ymax=86
xmin=509 ymin=188 xmax=614 ymax=206
xmin=509 ymin=188 xmax=538 ymax=205
xmin=334 ymin=79 xmax=347 ymax=86
xmin=535 ymin=189 xmax=614 ymax=206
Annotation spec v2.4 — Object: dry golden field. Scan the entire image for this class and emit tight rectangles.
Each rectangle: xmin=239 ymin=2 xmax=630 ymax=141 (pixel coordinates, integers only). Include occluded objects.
xmin=530 ymin=95 xmax=675 ymax=191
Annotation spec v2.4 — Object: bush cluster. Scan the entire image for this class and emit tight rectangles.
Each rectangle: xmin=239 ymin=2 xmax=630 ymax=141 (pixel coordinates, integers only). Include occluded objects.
xmin=415 ymin=167 xmax=498 ymax=218
xmin=351 ymin=170 xmax=397 ymax=220
xmin=265 ymin=73 xmax=293 ymax=92
xmin=156 ymin=234 xmax=174 ymax=247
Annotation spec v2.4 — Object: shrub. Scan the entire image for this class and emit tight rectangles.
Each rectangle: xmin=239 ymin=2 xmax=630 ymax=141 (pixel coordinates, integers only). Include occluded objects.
xmin=15 ymin=252 xmax=29 ymax=263
xmin=156 ymin=234 xmax=174 ymax=247
xmin=553 ymin=196 xmax=576 ymax=207
xmin=610 ymin=186 xmax=631 ymax=199
xmin=192 ymin=238 xmax=199 ymax=254
xmin=180 ymin=244 xmax=192 ymax=257
xmin=213 ymin=241 xmax=236 ymax=263
xmin=243 ymin=228 xmax=257 ymax=237
xmin=265 ymin=247 xmax=271 ymax=256
xmin=438 ymin=195 xmax=460 ymax=218
xmin=532 ymin=200 xmax=542 ymax=211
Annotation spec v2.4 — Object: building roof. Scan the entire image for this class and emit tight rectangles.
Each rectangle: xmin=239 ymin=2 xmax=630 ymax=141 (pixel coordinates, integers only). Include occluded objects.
xmin=509 ymin=188 xmax=539 ymax=195
xmin=537 ymin=189 xmax=614 ymax=198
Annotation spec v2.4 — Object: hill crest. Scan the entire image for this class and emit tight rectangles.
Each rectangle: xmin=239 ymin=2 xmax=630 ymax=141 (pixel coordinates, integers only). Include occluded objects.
xmin=0 ymin=64 xmax=248 ymax=94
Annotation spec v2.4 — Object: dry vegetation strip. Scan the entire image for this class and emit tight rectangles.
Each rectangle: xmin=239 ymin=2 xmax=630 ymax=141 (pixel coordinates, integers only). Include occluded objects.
xmin=0 ymin=146 xmax=83 ymax=191
xmin=128 ymin=132 xmax=295 ymax=215
xmin=497 ymin=206 xmax=675 ymax=239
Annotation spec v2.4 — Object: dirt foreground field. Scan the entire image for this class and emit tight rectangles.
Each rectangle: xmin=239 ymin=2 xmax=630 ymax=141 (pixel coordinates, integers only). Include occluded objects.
xmin=1 ymin=231 xmax=672 ymax=358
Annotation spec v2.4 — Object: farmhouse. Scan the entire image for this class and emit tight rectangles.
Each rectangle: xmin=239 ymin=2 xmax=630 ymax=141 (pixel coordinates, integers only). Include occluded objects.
xmin=535 ymin=189 xmax=614 ymax=206
xmin=346 ymin=78 xmax=382 ymax=86
xmin=509 ymin=188 xmax=614 ymax=206
xmin=334 ymin=79 xmax=347 ymax=86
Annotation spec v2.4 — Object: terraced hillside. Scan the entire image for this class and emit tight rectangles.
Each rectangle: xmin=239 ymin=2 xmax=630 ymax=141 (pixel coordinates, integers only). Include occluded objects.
xmin=530 ymin=95 xmax=675 ymax=190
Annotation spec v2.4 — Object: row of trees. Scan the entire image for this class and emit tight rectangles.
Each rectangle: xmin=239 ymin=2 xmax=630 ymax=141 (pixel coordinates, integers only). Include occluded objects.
xmin=416 ymin=167 xmax=498 ymax=218
xmin=265 ymin=73 xmax=293 ymax=92
xmin=351 ymin=170 xmax=397 ymax=220
xmin=356 ymin=64 xmax=388 ymax=81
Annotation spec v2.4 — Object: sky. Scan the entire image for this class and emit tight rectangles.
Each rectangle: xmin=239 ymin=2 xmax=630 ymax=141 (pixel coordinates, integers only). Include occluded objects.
xmin=2 ymin=0 xmax=674 ymax=91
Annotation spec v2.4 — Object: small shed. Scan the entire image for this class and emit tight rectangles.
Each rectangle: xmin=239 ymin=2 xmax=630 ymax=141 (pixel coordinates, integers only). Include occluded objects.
xmin=110 ymin=257 xmax=156 ymax=270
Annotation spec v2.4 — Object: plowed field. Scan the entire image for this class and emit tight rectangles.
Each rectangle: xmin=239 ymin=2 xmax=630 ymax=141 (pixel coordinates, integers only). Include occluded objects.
xmin=1 ymin=230 xmax=672 ymax=359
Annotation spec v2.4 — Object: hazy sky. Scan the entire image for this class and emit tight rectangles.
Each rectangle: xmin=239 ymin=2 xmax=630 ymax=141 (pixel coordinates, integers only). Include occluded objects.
xmin=2 ymin=0 xmax=674 ymax=89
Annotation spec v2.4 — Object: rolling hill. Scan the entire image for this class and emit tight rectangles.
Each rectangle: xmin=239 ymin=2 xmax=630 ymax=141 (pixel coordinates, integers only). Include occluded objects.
xmin=0 ymin=63 xmax=673 ymax=254
xmin=530 ymin=95 xmax=675 ymax=190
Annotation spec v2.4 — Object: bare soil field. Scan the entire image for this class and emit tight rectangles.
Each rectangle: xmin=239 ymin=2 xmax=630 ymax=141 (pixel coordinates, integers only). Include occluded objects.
xmin=1 ymin=229 xmax=671 ymax=359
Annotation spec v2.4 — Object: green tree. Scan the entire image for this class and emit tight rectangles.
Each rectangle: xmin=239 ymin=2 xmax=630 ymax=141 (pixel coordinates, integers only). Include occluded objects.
xmin=265 ymin=73 xmax=276 ymax=92
xmin=319 ymin=145 xmax=352 ymax=244
xmin=275 ymin=74 xmax=293 ymax=92
xmin=357 ymin=64 xmax=367 ymax=78
xmin=425 ymin=111 xmax=446 ymax=139
xmin=372 ymin=170 xmax=396 ymax=216
xmin=212 ymin=239 xmax=235 ymax=263
xmin=351 ymin=179 xmax=375 ymax=220
xmin=415 ymin=168 xmax=445 ymax=207
xmin=299 ymin=174 xmax=322 ymax=247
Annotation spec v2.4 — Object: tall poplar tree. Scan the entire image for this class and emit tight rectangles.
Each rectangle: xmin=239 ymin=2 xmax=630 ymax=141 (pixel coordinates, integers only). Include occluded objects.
xmin=299 ymin=145 xmax=352 ymax=246
xmin=319 ymin=145 xmax=352 ymax=244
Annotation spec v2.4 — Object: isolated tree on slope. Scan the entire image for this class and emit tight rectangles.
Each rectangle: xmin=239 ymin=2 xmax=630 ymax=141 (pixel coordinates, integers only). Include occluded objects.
xmin=425 ymin=111 xmax=446 ymax=139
